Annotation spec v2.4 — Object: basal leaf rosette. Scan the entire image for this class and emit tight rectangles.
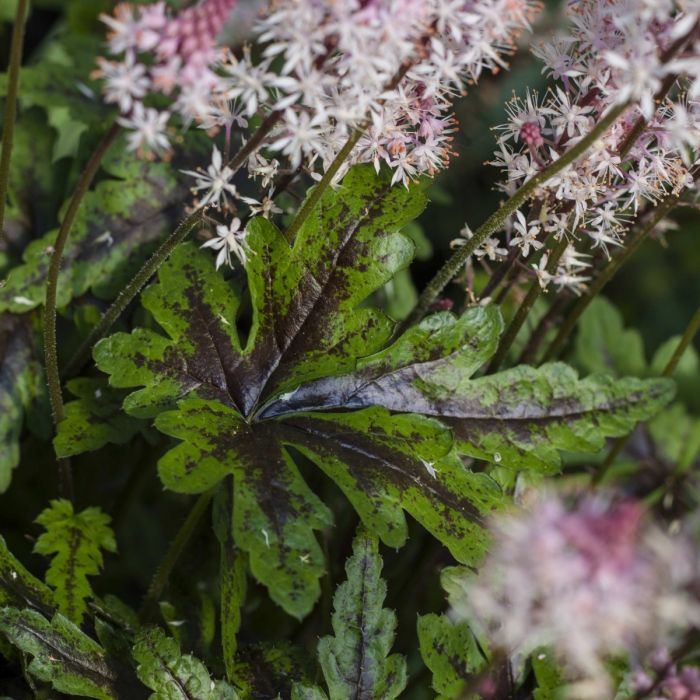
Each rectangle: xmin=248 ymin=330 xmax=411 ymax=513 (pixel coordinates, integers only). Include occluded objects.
xmin=91 ymin=165 xmax=673 ymax=618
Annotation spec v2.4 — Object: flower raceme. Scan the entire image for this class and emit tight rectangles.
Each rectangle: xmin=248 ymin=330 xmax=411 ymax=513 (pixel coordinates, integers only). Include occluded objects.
xmin=96 ymin=0 xmax=540 ymax=181
xmin=461 ymin=0 xmax=700 ymax=294
xmin=455 ymin=493 xmax=700 ymax=699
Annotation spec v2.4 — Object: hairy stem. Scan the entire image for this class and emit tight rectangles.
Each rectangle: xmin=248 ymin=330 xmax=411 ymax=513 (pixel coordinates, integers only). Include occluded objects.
xmin=62 ymin=208 xmax=205 ymax=377
xmin=488 ymin=235 xmax=569 ymax=372
xmin=139 ymin=490 xmax=215 ymax=622
xmin=43 ymin=124 xmax=120 ymax=499
xmin=0 ymin=0 xmax=29 ymax=243
xmin=283 ymin=60 xmax=412 ymax=244
xmin=595 ymin=303 xmax=700 ymax=483
xmin=404 ymin=103 xmax=628 ymax=329
xmin=541 ymin=193 xmax=681 ymax=363
xmin=44 ymin=125 xmax=121 ymax=419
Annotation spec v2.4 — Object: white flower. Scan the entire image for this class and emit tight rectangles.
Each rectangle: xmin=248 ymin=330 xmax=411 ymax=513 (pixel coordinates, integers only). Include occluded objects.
xmin=117 ymin=104 xmax=171 ymax=156
xmin=181 ymin=146 xmax=238 ymax=208
xmin=269 ymin=110 xmax=326 ymax=170
xmin=510 ymin=211 xmax=544 ymax=256
xmin=94 ymin=52 xmax=149 ymax=114
xmin=240 ymin=190 xmax=283 ymax=219
xmin=201 ymin=217 xmax=248 ymax=269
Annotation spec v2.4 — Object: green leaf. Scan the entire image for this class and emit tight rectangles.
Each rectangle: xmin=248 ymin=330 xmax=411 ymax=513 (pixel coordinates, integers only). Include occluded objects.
xmin=0 ymin=536 xmax=54 ymax=613
xmin=0 ymin=137 xmax=189 ymax=314
xmin=132 ymin=626 xmax=238 ymax=699
xmin=574 ymin=297 xmax=646 ymax=377
xmin=93 ymin=165 xmax=672 ymax=618
xmin=417 ymin=614 xmax=487 ymax=699
xmin=316 ymin=529 xmax=406 ymax=700
xmin=34 ymin=500 xmax=117 ymax=624
xmin=0 ymin=607 xmax=120 ymax=699
xmin=648 ymin=402 xmax=700 ymax=472
xmin=2 ymin=110 xmax=60 ymax=245
xmin=292 ymin=685 xmax=329 ymax=700
xmin=532 ymin=649 xmax=567 ymax=700
xmin=213 ymin=484 xmax=247 ymax=681
xmin=0 ymin=35 xmax=111 ymax=161
xmin=0 ymin=314 xmax=46 ymax=493
xmin=54 ymin=377 xmax=147 ymax=458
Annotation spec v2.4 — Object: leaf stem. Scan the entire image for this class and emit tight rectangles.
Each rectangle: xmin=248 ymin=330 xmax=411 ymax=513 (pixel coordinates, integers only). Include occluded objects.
xmin=404 ymin=103 xmax=628 ymax=329
xmin=595 ymin=303 xmax=700 ymax=483
xmin=488 ymin=234 xmax=569 ymax=372
xmin=0 ymin=0 xmax=29 ymax=243
xmin=139 ymin=490 xmax=215 ymax=622
xmin=541 ymin=193 xmax=681 ymax=363
xmin=43 ymin=124 xmax=120 ymax=499
xmin=62 ymin=207 xmax=205 ymax=377
xmin=282 ymin=60 xmax=413 ymax=244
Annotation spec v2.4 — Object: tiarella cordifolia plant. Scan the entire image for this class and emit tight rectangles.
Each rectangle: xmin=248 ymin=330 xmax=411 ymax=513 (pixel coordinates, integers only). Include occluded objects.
xmin=1 ymin=0 xmax=700 ymax=698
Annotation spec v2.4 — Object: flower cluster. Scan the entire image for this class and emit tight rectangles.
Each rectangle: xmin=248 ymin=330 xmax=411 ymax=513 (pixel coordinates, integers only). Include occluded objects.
xmin=97 ymin=0 xmax=540 ymax=180
xmin=464 ymin=0 xmax=700 ymax=294
xmin=232 ymin=0 xmax=541 ymax=186
xmin=455 ymin=493 xmax=700 ymax=699
xmin=94 ymin=0 xmax=238 ymax=157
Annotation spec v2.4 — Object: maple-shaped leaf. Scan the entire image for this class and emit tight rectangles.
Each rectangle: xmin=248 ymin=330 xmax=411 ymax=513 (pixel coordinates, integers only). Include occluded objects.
xmin=0 ymin=607 xmax=124 ymax=700
xmin=92 ymin=165 xmax=673 ymax=618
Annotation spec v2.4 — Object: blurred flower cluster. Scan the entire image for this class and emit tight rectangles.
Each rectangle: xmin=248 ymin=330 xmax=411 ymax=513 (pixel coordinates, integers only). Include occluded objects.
xmin=462 ymin=0 xmax=700 ymax=294
xmin=454 ymin=493 xmax=700 ymax=699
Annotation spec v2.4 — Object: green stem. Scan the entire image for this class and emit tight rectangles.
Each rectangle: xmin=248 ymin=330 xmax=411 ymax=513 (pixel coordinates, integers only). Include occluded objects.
xmin=62 ymin=207 xmax=205 ymax=377
xmin=139 ymin=490 xmax=215 ymax=622
xmin=282 ymin=60 xmax=412 ymax=245
xmin=488 ymin=235 xmax=569 ymax=372
xmin=541 ymin=193 xmax=681 ymax=363
xmin=404 ymin=103 xmax=628 ymax=329
xmin=282 ymin=129 xmax=365 ymax=243
xmin=0 ymin=0 xmax=29 ymax=243
xmin=661 ymin=304 xmax=700 ymax=378
xmin=43 ymin=124 xmax=120 ymax=499
xmin=595 ymin=303 xmax=700 ymax=483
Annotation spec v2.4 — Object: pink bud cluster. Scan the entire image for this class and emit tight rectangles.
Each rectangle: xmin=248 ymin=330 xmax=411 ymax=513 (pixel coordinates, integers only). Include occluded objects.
xmin=94 ymin=0 xmax=237 ymax=157
xmin=455 ymin=493 xmax=700 ymax=698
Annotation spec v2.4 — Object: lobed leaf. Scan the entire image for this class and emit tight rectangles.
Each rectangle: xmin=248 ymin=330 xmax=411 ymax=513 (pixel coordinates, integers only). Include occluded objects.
xmin=417 ymin=613 xmax=487 ymax=699
xmin=0 ymin=607 xmax=120 ymax=699
xmin=0 ymin=314 xmax=46 ymax=493
xmin=132 ymin=627 xmax=238 ymax=700
xmin=0 ymin=138 xmax=189 ymax=315
xmin=92 ymin=165 xmax=672 ymax=617
xmin=316 ymin=529 xmax=406 ymax=700
xmin=54 ymin=377 xmax=146 ymax=458
xmin=0 ymin=537 xmax=54 ymax=614
xmin=34 ymin=500 xmax=117 ymax=624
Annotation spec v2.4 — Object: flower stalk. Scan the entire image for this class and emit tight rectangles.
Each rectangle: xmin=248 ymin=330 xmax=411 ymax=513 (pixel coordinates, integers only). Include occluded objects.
xmin=404 ymin=102 xmax=628 ymax=329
